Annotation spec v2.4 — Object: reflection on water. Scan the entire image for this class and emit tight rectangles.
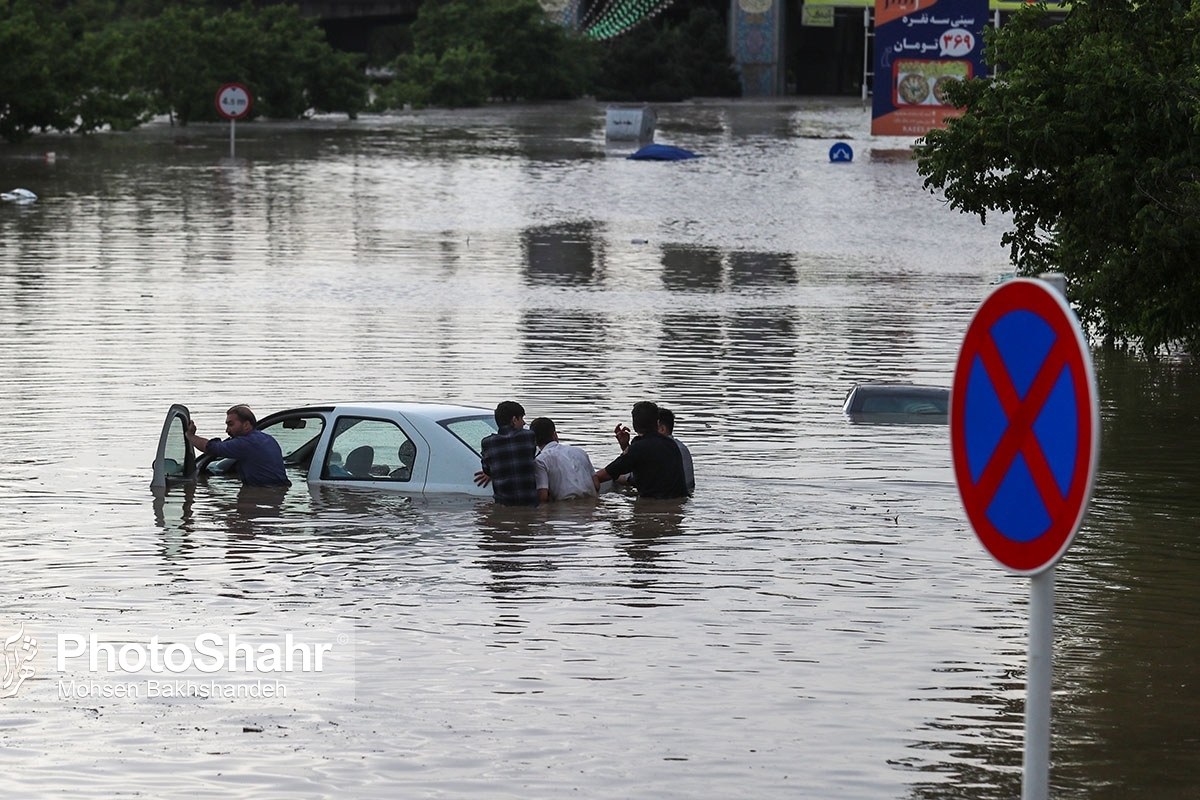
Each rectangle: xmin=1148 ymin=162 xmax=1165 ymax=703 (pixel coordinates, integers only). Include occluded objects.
xmin=522 ymin=221 xmax=603 ymax=286
xmin=662 ymin=244 xmax=724 ymax=291
xmin=1050 ymin=353 xmax=1200 ymax=800
xmin=659 ymin=245 xmax=799 ymax=291
xmin=607 ymin=500 xmax=690 ymax=572
xmin=1 ymin=101 xmax=1197 ymax=799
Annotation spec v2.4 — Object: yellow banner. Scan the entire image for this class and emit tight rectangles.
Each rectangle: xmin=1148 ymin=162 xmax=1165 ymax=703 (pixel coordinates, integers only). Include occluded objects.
xmin=802 ymin=5 xmax=837 ymax=25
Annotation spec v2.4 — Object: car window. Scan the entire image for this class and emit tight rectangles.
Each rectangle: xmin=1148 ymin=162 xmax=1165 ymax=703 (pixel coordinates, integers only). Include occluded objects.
xmin=162 ymin=414 xmax=190 ymax=478
xmin=323 ymin=416 xmax=418 ymax=482
xmin=441 ymin=415 xmax=498 ymax=456
xmin=260 ymin=414 xmax=326 ymax=469
xmin=859 ymin=393 xmax=948 ymax=414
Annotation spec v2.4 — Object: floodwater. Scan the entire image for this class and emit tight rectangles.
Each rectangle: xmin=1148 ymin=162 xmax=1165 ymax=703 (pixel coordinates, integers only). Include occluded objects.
xmin=1 ymin=100 xmax=1198 ymax=799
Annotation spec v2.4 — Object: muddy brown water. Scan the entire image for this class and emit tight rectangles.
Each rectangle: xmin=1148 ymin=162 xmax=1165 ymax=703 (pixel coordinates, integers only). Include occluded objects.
xmin=1 ymin=100 xmax=1197 ymax=799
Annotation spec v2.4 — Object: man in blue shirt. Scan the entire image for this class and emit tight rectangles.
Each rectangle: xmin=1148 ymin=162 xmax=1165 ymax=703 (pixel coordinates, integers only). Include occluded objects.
xmin=476 ymin=400 xmax=538 ymax=506
xmin=186 ymin=404 xmax=290 ymax=487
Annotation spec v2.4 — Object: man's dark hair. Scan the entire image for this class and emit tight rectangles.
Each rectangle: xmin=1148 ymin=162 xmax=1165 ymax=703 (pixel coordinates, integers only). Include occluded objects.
xmin=494 ymin=400 xmax=525 ymax=427
xmin=631 ymin=401 xmax=660 ymax=435
xmin=226 ymin=404 xmax=257 ymax=425
xmin=530 ymin=417 xmax=556 ymax=447
xmin=658 ymin=407 xmax=676 ymax=434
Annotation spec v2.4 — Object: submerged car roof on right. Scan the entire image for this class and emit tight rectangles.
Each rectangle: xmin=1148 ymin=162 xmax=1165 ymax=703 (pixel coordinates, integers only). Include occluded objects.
xmin=843 ymin=383 xmax=949 ymax=422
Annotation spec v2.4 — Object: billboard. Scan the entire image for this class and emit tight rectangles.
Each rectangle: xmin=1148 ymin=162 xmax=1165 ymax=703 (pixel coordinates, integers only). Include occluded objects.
xmin=871 ymin=0 xmax=988 ymax=136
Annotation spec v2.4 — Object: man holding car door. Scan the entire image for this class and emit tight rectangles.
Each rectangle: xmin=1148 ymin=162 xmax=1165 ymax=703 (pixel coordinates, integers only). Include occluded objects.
xmin=186 ymin=404 xmax=290 ymax=487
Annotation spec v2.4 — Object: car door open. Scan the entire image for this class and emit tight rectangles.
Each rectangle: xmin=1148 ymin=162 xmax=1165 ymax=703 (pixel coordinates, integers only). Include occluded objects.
xmin=151 ymin=404 xmax=196 ymax=488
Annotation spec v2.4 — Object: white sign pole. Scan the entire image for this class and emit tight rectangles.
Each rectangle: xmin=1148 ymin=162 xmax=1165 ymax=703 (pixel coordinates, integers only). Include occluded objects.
xmin=954 ymin=274 xmax=1091 ymax=800
xmin=216 ymin=83 xmax=251 ymax=158
xmin=1022 ymin=568 xmax=1054 ymax=800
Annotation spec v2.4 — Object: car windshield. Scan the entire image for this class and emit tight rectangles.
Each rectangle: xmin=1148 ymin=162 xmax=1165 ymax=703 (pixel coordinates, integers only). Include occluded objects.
xmin=441 ymin=415 xmax=497 ymax=456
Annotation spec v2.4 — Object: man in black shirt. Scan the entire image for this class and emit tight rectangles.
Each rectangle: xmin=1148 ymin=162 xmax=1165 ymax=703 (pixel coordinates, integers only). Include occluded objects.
xmin=593 ymin=401 xmax=688 ymax=499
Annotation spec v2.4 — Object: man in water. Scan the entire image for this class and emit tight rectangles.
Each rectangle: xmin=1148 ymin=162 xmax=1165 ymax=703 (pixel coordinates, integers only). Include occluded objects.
xmin=594 ymin=401 xmax=688 ymax=499
xmin=657 ymin=407 xmax=694 ymax=495
xmin=186 ymin=404 xmax=290 ymax=486
xmin=530 ymin=417 xmax=598 ymax=502
xmin=477 ymin=400 xmax=538 ymax=506
xmin=614 ymin=405 xmax=694 ymax=496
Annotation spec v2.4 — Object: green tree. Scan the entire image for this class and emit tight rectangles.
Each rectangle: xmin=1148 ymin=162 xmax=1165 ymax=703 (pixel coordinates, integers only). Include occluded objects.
xmin=429 ymin=45 xmax=495 ymax=107
xmin=136 ymin=4 xmax=367 ymax=125
xmin=380 ymin=44 xmax=496 ymax=109
xmin=466 ymin=0 xmax=592 ymax=101
xmin=917 ymin=0 xmax=1200 ymax=354
xmin=593 ymin=4 xmax=739 ymax=102
xmin=594 ymin=20 xmax=689 ymax=102
xmin=381 ymin=0 xmax=597 ymax=108
xmin=1 ymin=0 xmax=367 ymax=139
xmin=133 ymin=5 xmax=210 ymax=124
xmin=377 ymin=51 xmax=439 ymax=109
xmin=0 ymin=1 xmax=78 ymax=140
xmin=231 ymin=4 xmax=367 ymax=119
xmin=72 ymin=20 xmax=156 ymax=132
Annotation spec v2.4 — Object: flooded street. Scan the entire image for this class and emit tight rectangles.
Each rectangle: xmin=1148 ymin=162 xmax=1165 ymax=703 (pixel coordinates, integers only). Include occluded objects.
xmin=1 ymin=99 xmax=1198 ymax=798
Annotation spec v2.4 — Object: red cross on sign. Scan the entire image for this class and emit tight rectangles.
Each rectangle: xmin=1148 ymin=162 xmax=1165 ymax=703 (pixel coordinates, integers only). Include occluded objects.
xmin=951 ymin=279 xmax=1099 ymax=574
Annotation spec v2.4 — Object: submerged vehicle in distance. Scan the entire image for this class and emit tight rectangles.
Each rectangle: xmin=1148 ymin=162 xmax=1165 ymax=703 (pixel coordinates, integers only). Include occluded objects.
xmin=842 ymin=383 xmax=950 ymax=423
xmin=152 ymin=402 xmax=498 ymax=497
xmin=627 ymin=143 xmax=701 ymax=161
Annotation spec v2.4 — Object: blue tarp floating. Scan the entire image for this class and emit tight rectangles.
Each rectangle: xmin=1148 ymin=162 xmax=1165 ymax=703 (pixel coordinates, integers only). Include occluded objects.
xmin=627 ymin=144 xmax=701 ymax=161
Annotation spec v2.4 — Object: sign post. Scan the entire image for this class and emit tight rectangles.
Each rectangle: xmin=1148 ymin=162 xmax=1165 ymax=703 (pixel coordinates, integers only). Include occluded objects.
xmin=950 ymin=277 xmax=1099 ymax=800
xmin=215 ymin=83 xmax=252 ymax=158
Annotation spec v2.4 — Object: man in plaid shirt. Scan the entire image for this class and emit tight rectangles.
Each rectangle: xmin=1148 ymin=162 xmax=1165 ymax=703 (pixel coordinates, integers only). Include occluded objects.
xmin=477 ymin=400 xmax=538 ymax=506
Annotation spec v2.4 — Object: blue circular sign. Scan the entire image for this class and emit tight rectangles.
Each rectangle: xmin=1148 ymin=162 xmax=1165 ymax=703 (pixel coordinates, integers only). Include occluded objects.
xmin=951 ymin=279 xmax=1099 ymax=574
xmin=829 ymin=143 xmax=853 ymax=163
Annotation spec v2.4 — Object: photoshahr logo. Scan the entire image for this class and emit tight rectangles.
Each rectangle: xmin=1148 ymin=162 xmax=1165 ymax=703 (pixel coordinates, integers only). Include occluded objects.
xmin=1 ymin=624 xmax=38 ymax=699
xmin=1 ymin=624 xmax=353 ymax=702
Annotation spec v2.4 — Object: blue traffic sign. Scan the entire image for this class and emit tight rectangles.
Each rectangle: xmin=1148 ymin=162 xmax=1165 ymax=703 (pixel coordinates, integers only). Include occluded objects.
xmin=829 ymin=143 xmax=853 ymax=163
xmin=951 ymin=279 xmax=1099 ymax=574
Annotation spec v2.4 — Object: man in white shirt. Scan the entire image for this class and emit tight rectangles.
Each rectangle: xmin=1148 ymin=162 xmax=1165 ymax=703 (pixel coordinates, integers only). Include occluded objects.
xmin=530 ymin=417 xmax=599 ymax=502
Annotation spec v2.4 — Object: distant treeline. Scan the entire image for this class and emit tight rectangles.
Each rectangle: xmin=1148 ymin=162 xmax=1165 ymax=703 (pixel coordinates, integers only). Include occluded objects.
xmin=0 ymin=0 xmax=740 ymax=142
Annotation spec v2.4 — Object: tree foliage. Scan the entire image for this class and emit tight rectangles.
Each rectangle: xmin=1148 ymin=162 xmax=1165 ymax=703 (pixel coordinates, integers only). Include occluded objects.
xmin=593 ymin=3 xmax=741 ymax=101
xmin=917 ymin=0 xmax=1200 ymax=354
xmin=1 ymin=0 xmax=740 ymax=136
xmin=372 ymin=0 xmax=738 ymax=109
xmin=0 ymin=0 xmax=367 ymax=140
xmin=0 ymin=1 xmax=82 ymax=140
xmin=377 ymin=0 xmax=596 ymax=109
xmin=384 ymin=46 xmax=497 ymax=109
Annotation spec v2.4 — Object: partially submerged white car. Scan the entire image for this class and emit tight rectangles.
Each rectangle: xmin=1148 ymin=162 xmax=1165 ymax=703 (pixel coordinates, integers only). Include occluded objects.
xmin=152 ymin=402 xmax=498 ymax=497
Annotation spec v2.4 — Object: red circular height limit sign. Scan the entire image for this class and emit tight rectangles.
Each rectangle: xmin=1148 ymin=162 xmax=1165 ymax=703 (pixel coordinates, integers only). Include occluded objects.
xmin=950 ymin=279 xmax=1099 ymax=574
xmin=216 ymin=83 xmax=252 ymax=120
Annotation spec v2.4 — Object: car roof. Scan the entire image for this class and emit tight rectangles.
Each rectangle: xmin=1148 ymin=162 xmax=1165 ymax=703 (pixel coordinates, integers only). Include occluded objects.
xmin=265 ymin=402 xmax=493 ymax=420
xmin=843 ymin=383 xmax=950 ymax=416
xmin=847 ymin=384 xmax=949 ymax=398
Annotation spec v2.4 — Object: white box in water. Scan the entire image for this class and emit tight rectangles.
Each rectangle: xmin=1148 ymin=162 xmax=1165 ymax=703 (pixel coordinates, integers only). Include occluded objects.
xmin=605 ymin=106 xmax=656 ymax=141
